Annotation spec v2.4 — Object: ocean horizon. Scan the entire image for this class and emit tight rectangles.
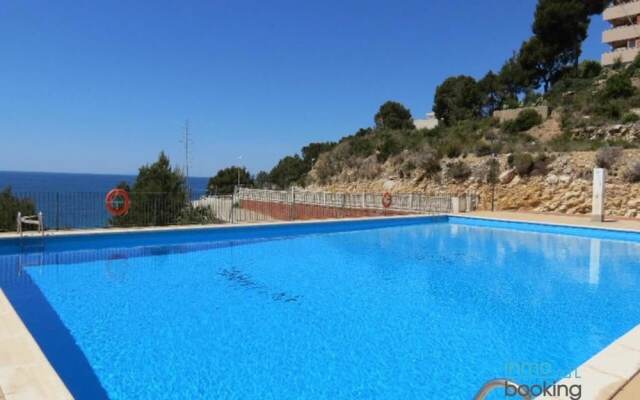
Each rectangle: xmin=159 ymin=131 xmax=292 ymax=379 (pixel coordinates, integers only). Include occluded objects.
xmin=0 ymin=170 xmax=211 ymax=229
xmin=0 ymin=170 xmax=209 ymax=194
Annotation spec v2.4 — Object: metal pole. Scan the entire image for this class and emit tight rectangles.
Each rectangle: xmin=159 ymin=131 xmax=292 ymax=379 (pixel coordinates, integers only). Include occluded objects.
xmin=56 ymin=192 xmax=60 ymax=230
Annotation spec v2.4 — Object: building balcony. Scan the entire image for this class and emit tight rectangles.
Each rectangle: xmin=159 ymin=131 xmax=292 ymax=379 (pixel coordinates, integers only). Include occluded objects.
xmin=603 ymin=24 xmax=640 ymax=44
xmin=602 ymin=47 xmax=640 ymax=65
xmin=604 ymin=1 xmax=640 ymax=21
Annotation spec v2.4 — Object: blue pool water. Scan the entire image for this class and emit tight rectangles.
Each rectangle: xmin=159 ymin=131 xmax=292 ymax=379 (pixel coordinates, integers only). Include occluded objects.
xmin=1 ymin=217 xmax=640 ymax=399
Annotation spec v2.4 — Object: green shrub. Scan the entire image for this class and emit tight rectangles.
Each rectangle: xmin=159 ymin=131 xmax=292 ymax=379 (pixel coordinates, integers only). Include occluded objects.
xmin=502 ymin=109 xmax=543 ymax=134
xmin=177 ymin=205 xmax=223 ymax=225
xmin=376 ymin=135 xmax=402 ymax=162
xmin=593 ymin=100 xmax=624 ymax=120
xmin=350 ymin=136 xmax=376 ymax=157
xmin=475 ymin=141 xmax=493 ymax=157
xmin=0 ymin=187 xmax=36 ymax=232
xmin=511 ymin=153 xmax=534 ymax=176
xmin=442 ymin=142 xmax=463 ymax=158
xmin=579 ymin=60 xmax=602 ymax=79
xmin=595 ymin=146 xmax=623 ymax=169
xmin=622 ymin=112 xmax=640 ymax=124
xmin=623 ymin=162 xmax=640 ymax=182
xmin=600 ymin=74 xmax=635 ymax=100
xmin=445 ymin=160 xmax=471 ymax=182
xmin=418 ymin=149 xmax=442 ymax=176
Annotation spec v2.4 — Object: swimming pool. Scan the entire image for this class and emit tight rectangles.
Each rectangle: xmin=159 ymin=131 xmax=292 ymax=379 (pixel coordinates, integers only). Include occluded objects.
xmin=1 ymin=216 xmax=640 ymax=399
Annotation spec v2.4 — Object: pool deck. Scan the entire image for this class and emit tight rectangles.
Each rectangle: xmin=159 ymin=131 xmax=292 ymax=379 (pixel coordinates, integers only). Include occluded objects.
xmin=2 ymin=211 xmax=640 ymax=399
xmin=0 ymin=290 xmax=72 ymax=399
xmin=467 ymin=210 xmax=640 ymax=232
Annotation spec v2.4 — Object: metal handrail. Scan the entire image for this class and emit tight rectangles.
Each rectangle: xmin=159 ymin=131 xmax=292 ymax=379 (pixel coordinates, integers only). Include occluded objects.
xmin=16 ymin=211 xmax=44 ymax=237
xmin=474 ymin=379 xmax=531 ymax=400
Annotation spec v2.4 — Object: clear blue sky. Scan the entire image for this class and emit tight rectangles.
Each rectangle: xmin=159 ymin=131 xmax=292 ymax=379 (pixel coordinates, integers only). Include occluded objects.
xmin=0 ymin=0 xmax=608 ymax=177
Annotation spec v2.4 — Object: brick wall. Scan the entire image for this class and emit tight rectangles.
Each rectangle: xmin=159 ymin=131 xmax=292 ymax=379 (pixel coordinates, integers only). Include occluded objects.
xmin=239 ymin=200 xmax=409 ymax=221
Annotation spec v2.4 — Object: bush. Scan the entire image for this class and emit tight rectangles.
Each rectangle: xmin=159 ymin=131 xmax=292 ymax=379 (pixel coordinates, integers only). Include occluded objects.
xmin=0 ymin=187 xmax=36 ymax=232
xmin=600 ymin=74 xmax=635 ymax=100
xmin=593 ymin=99 xmax=624 ymax=120
xmin=376 ymin=134 xmax=402 ymax=162
xmin=623 ymin=162 xmax=640 ymax=182
xmin=445 ymin=160 xmax=471 ymax=182
xmin=177 ymin=205 xmax=223 ymax=225
xmin=356 ymin=156 xmax=382 ymax=180
xmin=442 ymin=141 xmax=463 ymax=158
xmin=350 ymin=136 xmax=376 ymax=157
xmin=417 ymin=147 xmax=442 ymax=176
xmin=502 ymin=109 xmax=543 ymax=134
xmin=531 ymin=152 xmax=551 ymax=176
xmin=511 ymin=153 xmax=534 ymax=176
xmin=314 ymin=154 xmax=338 ymax=184
xmin=622 ymin=112 xmax=640 ymax=124
xmin=595 ymin=146 xmax=623 ymax=169
xmin=579 ymin=60 xmax=602 ymax=79
xmin=475 ymin=141 xmax=493 ymax=157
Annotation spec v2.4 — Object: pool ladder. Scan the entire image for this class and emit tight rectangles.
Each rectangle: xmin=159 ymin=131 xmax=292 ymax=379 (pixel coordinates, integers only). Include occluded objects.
xmin=16 ymin=211 xmax=44 ymax=237
xmin=474 ymin=379 xmax=531 ymax=400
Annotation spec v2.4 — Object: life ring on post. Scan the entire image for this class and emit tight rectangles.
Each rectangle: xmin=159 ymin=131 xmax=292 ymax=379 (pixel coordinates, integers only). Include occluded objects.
xmin=381 ymin=192 xmax=392 ymax=209
xmin=105 ymin=189 xmax=130 ymax=217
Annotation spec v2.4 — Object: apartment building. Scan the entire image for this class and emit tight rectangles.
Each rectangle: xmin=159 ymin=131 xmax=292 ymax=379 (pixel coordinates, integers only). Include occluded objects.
xmin=602 ymin=0 xmax=640 ymax=65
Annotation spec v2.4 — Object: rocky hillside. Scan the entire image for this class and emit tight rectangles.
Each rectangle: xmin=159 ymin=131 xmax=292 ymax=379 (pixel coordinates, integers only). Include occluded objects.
xmin=312 ymin=149 xmax=640 ymax=218
xmin=307 ymin=147 xmax=640 ymax=218
xmin=294 ymin=61 xmax=640 ymax=218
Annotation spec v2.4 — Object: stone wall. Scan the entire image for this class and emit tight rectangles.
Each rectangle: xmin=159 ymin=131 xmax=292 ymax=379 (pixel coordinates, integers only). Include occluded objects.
xmin=570 ymin=122 xmax=640 ymax=142
xmin=239 ymin=200 xmax=407 ymax=220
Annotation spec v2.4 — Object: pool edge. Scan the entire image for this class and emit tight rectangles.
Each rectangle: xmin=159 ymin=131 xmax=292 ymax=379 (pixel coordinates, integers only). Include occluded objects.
xmin=2 ymin=212 xmax=640 ymax=399
xmin=0 ymin=289 xmax=73 ymax=399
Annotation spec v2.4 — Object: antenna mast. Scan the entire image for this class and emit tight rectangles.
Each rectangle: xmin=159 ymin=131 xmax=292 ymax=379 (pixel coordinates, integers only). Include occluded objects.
xmin=181 ymin=119 xmax=192 ymax=194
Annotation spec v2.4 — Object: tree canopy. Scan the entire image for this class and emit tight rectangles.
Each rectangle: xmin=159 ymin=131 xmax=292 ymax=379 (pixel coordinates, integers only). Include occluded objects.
xmin=207 ymin=166 xmax=252 ymax=195
xmin=301 ymin=141 xmax=337 ymax=167
xmin=112 ymin=152 xmax=188 ymax=226
xmin=269 ymin=155 xmax=307 ymax=189
xmin=0 ymin=187 xmax=36 ymax=232
xmin=433 ymin=76 xmax=482 ymax=125
xmin=374 ymin=101 xmax=415 ymax=130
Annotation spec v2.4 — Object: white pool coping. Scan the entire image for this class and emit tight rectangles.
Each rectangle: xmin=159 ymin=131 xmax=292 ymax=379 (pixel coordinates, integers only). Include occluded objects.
xmin=1 ymin=212 xmax=640 ymax=399
xmin=0 ymin=290 xmax=72 ymax=399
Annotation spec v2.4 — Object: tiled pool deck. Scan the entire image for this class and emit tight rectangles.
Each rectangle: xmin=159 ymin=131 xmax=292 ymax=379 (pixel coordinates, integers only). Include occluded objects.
xmin=2 ymin=212 xmax=640 ymax=399
xmin=0 ymin=291 xmax=71 ymax=399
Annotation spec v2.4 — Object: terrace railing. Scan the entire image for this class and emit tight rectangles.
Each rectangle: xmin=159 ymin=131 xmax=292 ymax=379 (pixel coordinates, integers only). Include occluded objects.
xmin=236 ymin=187 xmax=472 ymax=213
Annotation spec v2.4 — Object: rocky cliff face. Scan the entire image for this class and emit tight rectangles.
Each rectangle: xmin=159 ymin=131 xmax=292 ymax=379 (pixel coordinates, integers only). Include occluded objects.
xmin=309 ymin=150 xmax=640 ymax=219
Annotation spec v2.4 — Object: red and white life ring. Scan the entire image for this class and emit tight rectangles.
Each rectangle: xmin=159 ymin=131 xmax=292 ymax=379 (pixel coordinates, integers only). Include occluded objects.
xmin=105 ymin=189 xmax=130 ymax=217
xmin=382 ymin=192 xmax=392 ymax=209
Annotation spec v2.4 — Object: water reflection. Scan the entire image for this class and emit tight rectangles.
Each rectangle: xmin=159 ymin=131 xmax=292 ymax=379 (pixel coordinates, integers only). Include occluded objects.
xmin=589 ymin=239 xmax=601 ymax=286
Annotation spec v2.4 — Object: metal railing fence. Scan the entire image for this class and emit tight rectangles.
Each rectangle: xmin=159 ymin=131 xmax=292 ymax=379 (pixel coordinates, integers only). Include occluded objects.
xmin=1 ymin=191 xmax=226 ymax=232
xmin=1 ymin=188 xmax=473 ymax=233
xmin=236 ymin=187 xmax=460 ymax=213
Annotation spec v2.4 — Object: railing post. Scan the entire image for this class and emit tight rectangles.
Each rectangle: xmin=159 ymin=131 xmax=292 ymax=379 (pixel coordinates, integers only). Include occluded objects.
xmin=290 ymin=187 xmax=295 ymax=220
xmin=56 ymin=192 xmax=60 ymax=230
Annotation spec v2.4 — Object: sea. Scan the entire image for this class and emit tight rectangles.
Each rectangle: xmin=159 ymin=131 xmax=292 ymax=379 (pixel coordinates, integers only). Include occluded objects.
xmin=0 ymin=171 xmax=210 ymax=229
